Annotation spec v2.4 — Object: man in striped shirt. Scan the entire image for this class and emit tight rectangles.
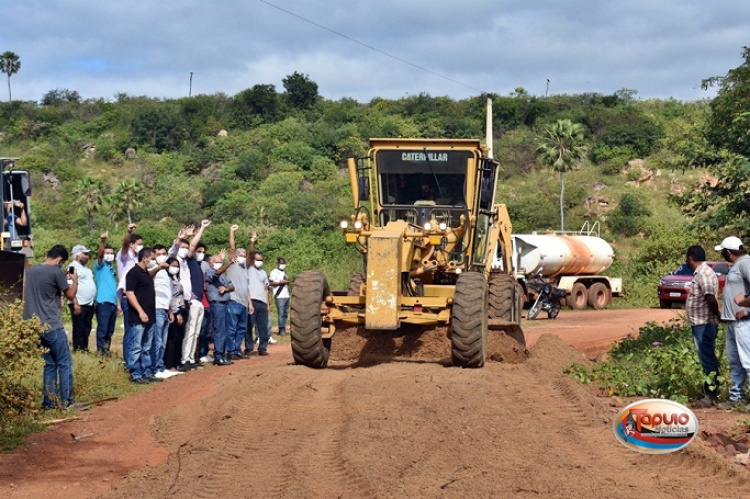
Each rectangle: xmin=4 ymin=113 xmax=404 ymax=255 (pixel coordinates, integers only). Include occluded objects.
xmin=685 ymin=245 xmax=720 ymax=407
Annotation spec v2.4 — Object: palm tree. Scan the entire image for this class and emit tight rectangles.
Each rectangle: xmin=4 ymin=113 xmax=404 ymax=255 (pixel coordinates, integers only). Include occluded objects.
xmin=112 ymin=178 xmax=144 ymax=224
xmin=536 ymin=119 xmax=587 ymax=232
xmin=73 ymin=177 xmax=108 ymax=230
xmin=0 ymin=51 xmax=21 ymax=102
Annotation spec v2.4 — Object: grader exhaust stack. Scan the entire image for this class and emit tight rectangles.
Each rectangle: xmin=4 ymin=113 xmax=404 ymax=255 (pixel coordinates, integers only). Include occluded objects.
xmin=290 ymin=138 xmax=524 ymax=368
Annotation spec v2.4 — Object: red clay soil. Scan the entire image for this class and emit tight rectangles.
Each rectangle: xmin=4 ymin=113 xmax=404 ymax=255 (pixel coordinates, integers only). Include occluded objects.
xmin=1 ymin=308 xmax=749 ymax=499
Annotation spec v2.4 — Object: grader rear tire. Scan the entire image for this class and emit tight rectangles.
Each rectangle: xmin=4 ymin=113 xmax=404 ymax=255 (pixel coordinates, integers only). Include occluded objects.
xmin=290 ymin=271 xmax=330 ymax=368
xmin=451 ymin=273 xmax=488 ymax=368
xmin=488 ymin=273 xmax=515 ymax=321
xmin=347 ymin=273 xmax=365 ymax=296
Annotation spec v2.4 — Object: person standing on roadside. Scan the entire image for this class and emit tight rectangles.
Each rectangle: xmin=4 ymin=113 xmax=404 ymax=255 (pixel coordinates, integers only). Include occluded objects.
xmin=225 ymin=225 xmax=251 ymax=360
xmin=685 ymin=245 xmax=721 ymax=407
xmin=23 ymin=245 xmax=78 ymax=409
xmin=124 ymin=248 xmax=158 ymax=384
xmin=269 ymin=257 xmax=291 ymax=336
xmin=247 ymin=249 xmax=271 ymax=356
xmin=68 ymin=244 xmax=96 ymax=352
xmin=205 ymin=250 xmax=234 ymax=365
xmin=715 ymin=236 xmax=750 ymax=408
xmin=94 ymin=232 xmax=119 ymax=355
xmin=118 ymin=224 xmax=143 ymax=363
xmin=150 ymin=244 xmax=175 ymax=379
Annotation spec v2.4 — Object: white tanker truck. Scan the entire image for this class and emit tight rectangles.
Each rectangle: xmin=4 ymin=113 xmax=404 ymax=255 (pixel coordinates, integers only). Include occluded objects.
xmin=491 ymin=233 xmax=622 ymax=310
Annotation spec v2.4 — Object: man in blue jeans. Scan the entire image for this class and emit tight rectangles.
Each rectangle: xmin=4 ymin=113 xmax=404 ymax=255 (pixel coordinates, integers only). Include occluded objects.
xmin=151 ymin=244 xmax=177 ymax=379
xmin=685 ymin=245 xmax=720 ymax=407
xmin=94 ymin=232 xmax=120 ymax=355
xmin=125 ymin=248 xmax=158 ymax=384
xmin=269 ymin=257 xmax=291 ymax=336
xmin=247 ymin=250 xmax=271 ymax=356
xmin=205 ymin=250 xmax=234 ymax=365
xmin=226 ymin=225 xmax=251 ymax=360
xmin=23 ymin=245 xmax=78 ymax=409
xmin=117 ymin=224 xmax=143 ymax=365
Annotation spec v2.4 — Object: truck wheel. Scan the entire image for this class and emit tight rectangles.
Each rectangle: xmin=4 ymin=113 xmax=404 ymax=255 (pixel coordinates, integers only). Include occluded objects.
xmin=290 ymin=271 xmax=331 ymax=368
xmin=587 ymin=282 xmax=610 ymax=310
xmin=347 ymin=273 xmax=365 ymax=296
xmin=569 ymin=283 xmax=588 ymax=310
xmin=451 ymin=273 xmax=487 ymax=368
xmin=659 ymin=299 xmax=672 ymax=309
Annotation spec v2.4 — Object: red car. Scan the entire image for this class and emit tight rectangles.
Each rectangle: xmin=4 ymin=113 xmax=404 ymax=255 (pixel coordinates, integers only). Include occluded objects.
xmin=657 ymin=261 xmax=730 ymax=309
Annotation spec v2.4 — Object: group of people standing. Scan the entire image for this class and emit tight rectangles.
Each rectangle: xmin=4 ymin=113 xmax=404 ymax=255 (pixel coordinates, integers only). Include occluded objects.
xmin=22 ymin=220 xmax=291 ymax=409
xmin=685 ymin=236 xmax=750 ymax=409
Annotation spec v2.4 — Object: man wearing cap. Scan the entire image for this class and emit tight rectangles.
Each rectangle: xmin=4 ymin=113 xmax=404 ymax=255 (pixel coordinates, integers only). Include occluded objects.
xmin=69 ymin=243 xmax=97 ymax=352
xmin=716 ymin=236 xmax=750 ymax=408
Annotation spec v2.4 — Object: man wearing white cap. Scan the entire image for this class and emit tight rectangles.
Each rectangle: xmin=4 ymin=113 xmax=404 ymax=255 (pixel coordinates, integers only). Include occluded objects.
xmin=69 ymin=244 xmax=97 ymax=352
xmin=715 ymin=236 xmax=750 ymax=408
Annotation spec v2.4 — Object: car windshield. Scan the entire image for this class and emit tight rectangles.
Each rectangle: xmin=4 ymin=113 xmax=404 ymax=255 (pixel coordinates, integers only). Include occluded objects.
xmin=672 ymin=264 xmax=694 ymax=276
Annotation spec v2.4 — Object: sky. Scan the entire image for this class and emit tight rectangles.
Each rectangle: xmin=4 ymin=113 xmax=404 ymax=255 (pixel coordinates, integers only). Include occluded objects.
xmin=1 ymin=0 xmax=748 ymax=104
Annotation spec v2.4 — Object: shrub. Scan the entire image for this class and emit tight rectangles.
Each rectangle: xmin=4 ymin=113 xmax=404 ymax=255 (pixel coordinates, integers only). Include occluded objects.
xmin=566 ymin=320 xmax=727 ymax=404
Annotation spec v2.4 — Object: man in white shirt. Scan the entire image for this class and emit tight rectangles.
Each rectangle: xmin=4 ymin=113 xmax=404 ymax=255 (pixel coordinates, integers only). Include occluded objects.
xmin=69 ymin=244 xmax=97 ymax=352
xmin=268 ymin=257 xmax=291 ymax=336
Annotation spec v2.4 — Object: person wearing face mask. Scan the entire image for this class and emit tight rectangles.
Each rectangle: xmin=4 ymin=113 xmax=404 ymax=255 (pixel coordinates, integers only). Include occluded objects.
xmin=269 ymin=257 xmax=291 ymax=336
xmin=225 ymin=224 xmax=252 ymax=360
xmin=68 ymin=244 xmax=97 ymax=352
xmin=124 ymin=247 xmax=158 ymax=383
xmin=118 ymin=224 xmax=144 ymax=365
xmin=163 ymin=257 xmax=186 ymax=374
xmin=196 ymin=243 xmax=214 ymax=364
xmin=24 ymin=245 xmax=78 ymax=409
xmin=150 ymin=244 xmax=176 ymax=379
xmin=247 ymin=249 xmax=271 ymax=356
xmin=168 ymin=220 xmax=211 ymax=370
xmin=204 ymin=250 xmax=235 ymax=365
xmin=715 ymin=236 xmax=750 ymax=409
xmin=94 ymin=232 xmax=120 ymax=356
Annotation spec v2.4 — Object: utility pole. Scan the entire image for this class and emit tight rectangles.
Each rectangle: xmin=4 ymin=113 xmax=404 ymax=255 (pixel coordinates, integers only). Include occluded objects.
xmin=545 ymin=79 xmax=550 ymax=97
xmin=189 ymin=72 xmax=193 ymax=97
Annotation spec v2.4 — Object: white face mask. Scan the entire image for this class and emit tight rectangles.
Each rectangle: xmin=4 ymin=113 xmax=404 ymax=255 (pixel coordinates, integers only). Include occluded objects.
xmin=213 ymin=262 xmax=222 ymax=270
xmin=103 ymin=254 xmax=115 ymax=263
xmin=156 ymin=255 xmax=168 ymax=265
xmin=147 ymin=260 xmax=157 ymax=270
xmin=254 ymin=260 xmax=263 ymax=269
xmin=177 ymin=247 xmax=189 ymax=259
xmin=168 ymin=266 xmax=179 ymax=276
xmin=236 ymin=256 xmax=247 ymax=266
xmin=196 ymin=252 xmax=205 ymax=262
xmin=135 ymin=244 xmax=144 ymax=254
xmin=278 ymin=264 xmax=286 ymax=271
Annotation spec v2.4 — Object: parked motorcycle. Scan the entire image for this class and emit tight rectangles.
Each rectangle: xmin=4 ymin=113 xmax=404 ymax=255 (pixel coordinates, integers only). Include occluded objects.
xmin=527 ymin=282 xmax=568 ymax=320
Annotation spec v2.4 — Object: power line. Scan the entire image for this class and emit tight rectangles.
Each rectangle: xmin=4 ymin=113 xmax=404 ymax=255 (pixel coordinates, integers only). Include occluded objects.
xmin=258 ymin=0 xmax=486 ymax=95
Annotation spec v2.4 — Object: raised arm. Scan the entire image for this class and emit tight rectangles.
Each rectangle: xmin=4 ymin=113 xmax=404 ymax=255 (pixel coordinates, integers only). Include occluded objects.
xmin=228 ymin=224 xmax=238 ymax=260
xmin=97 ymin=231 xmax=108 ymax=264
xmin=188 ymin=219 xmax=211 ymax=257
xmin=121 ymin=223 xmax=136 ymax=256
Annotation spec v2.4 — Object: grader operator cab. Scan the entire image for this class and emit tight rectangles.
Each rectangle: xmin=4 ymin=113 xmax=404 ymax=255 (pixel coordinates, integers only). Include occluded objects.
xmin=1 ymin=158 xmax=33 ymax=301
xmin=290 ymin=138 xmax=524 ymax=368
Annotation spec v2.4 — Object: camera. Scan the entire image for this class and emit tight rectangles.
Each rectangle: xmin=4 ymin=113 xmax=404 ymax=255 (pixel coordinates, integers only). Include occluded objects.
xmin=68 ymin=265 xmax=75 ymax=274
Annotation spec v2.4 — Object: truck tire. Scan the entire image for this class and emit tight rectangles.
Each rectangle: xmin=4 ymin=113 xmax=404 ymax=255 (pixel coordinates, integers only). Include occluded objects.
xmin=290 ymin=271 xmax=331 ymax=368
xmin=569 ymin=283 xmax=588 ymax=310
xmin=347 ymin=273 xmax=365 ymax=296
xmin=451 ymin=273 xmax=487 ymax=368
xmin=587 ymin=282 xmax=610 ymax=310
xmin=488 ymin=273 xmax=515 ymax=321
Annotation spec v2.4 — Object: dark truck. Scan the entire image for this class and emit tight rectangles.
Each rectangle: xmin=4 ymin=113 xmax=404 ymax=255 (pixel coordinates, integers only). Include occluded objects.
xmin=1 ymin=158 xmax=32 ymax=302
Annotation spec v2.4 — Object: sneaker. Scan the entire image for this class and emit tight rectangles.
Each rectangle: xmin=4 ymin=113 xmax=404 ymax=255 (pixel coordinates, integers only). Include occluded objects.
xmin=153 ymin=371 xmax=168 ymax=379
xmin=176 ymin=363 xmax=191 ymax=372
xmin=717 ymin=399 xmax=744 ymax=410
xmin=258 ymin=350 xmax=269 ymax=356
xmin=694 ymin=396 xmax=718 ymax=408
xmin=132 ymin=377 xmax=150 ymax=385
xmin=268 ymin=337 xmax=278 ymax=344
xmin=278 ymin=329 xmax=288 ymax=336
xmin=148 ymin=376 xmax=164 ymax=383
xmin=199 ymin=355 xmax=213 ymax=363
xmin=166 ymin=369 xmax=183 ymax=377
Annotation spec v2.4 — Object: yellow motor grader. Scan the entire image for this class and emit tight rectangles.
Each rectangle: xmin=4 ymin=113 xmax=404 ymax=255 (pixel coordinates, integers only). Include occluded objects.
xmin=290 ymin=138 xmax=524 ymax=368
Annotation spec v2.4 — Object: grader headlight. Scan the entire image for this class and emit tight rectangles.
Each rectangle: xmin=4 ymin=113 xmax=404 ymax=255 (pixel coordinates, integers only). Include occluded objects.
xmin=438 ymin=222 xmax=447 ymax=231
xmin=354 ymin=220 xmax=363 ymax=230
xmin=340 ymin=220 xmax=349 ymax=230
xmin=423 ymin=222 xmax=432 ymax=232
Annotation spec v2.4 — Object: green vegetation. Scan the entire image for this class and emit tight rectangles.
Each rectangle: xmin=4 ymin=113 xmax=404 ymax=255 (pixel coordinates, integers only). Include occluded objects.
xmin=566 ymin=320 xmax=727 ymax=405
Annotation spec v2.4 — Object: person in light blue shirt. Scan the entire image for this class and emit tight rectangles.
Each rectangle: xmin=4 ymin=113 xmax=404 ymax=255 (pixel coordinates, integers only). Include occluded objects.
xmin=94 ymin=232 xmax=119 ymax=355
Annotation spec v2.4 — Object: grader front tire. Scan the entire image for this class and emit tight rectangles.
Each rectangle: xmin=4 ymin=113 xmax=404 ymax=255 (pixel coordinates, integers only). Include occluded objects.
xmin=290 ymin=271 xmax=331 ymax=368
xmin=451 ymin=273 xmax=488 ymax=368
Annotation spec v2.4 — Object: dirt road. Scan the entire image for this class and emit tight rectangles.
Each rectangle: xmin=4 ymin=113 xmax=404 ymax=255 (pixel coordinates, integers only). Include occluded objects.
xmin=2 ymin=308 xmax=749 ymax=498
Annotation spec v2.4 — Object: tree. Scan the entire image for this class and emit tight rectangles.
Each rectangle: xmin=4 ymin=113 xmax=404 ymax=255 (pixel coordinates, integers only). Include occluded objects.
xmin=73 ymin=177 xmax=108 ymax=230
xmin=112 ymin=178 xmax=145 ymax=224
xmin=0 ymin=51 xmax=21 ymax=102
xmin=282 ymin=71 xmax=319 ymax=110
xmin=41 ymin=88 xmax=82 ymax=106
xmin=702 ymin=46 xmax=750 ymax=159
xmin=232 ymin=84 xmax=279 ymax=128
xmin=536 ymin=119 xmax=587 ymax=231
